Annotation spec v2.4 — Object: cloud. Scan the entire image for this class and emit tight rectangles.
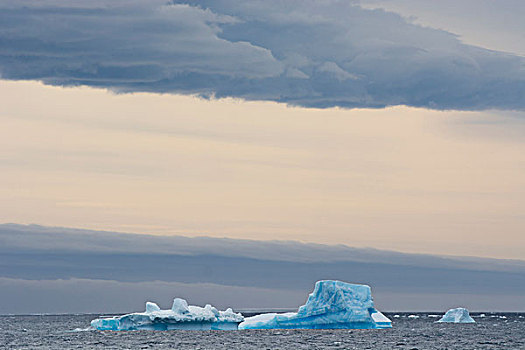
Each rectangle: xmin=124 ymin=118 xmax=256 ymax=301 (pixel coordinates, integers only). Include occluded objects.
xmin=1 ymin=277 xmax=523 ymax=313
xmin=1 ymin=224 xmax=525 ymax=313
xmin=0 ymin=1 xmax=283 ymax=80
xmin=359 ymin=0 xmax=525 ymax=57
xmin=0 ymin=277 xmax=304 ymax=313
xmin=0 ymin=0 xmax=523 ymax=110
xmin=3 ymin=224 xmax=525 ymax=272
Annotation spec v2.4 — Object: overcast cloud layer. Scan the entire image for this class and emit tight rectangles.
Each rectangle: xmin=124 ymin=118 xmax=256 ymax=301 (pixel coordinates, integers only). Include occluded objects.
xmin=1 ymin=224 xmax=524 ymax=312
xmin=0 ymin=0 xmax=524 ymax=110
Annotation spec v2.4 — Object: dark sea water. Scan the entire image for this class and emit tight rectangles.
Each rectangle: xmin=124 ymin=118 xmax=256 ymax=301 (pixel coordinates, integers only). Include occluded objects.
xmin=1 ymin=313 xmax=524 ymax=349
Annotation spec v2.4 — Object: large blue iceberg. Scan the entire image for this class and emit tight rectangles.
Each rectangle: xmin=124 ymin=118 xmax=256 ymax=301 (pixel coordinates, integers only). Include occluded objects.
xmin=91 ymin=298 xmax=244 ymax=331
xmin=437 ymin=307 xmax=475 ymax=323
xmin=239 ymin=280 xmax=392 ymax=330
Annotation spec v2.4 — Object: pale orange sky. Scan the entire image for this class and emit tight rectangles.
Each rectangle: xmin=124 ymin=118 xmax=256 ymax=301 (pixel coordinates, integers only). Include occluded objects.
xmin=1 ymin=80 xmax=524 ymax=259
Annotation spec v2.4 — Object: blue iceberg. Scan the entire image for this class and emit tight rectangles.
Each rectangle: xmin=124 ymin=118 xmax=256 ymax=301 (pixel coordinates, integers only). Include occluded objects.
xmin=91 ymin=298 xmax=244 ymax=331
xmin=437 ymin=307 xmax=475 ymax=323
xmin=239 ymin=280 xmax=392 ymax=330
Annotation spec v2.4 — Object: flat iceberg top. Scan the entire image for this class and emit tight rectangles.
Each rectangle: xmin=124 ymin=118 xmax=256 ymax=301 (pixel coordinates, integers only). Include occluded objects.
xmin=371 ymin=311 xmax=392 ymax=324
xmin=91 ymin=298 xmax=243 ymax=331
xmin=437 ymin=307 xmax=475 ymax=323
xmin=239 ymin=280 xmax=391 ymax=330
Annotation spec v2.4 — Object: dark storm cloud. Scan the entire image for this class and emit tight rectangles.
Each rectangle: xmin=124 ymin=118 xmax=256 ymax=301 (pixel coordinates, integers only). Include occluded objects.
xmin=0 ymin=0 xmax=524 ymax=110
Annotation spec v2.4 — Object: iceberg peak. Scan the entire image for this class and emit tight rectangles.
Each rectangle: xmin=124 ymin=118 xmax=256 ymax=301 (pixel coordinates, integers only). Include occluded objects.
xmin=171 ymin=298 xmax=189 ymax=314
xmin=239 ymin=280 xmax=391 ymax=330
xmin=297 ymin=280 xmax=374 ymax=317
xmin=145 ymin=302 xmax=161 ymax=313
xmin=437 ymin=307 xmax=475 ymax=323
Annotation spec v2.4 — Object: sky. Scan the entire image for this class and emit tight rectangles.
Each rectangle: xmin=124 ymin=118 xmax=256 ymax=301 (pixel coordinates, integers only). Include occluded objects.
xmin=0 ymin=0 xmax=524 ymax=312
xmin=1 ymin=224 xmax=524 ymax=313
xmin=2 ymin=79 xmax=524 ymax=259
xmin=360 ymin=0 xmax=525 ymax=56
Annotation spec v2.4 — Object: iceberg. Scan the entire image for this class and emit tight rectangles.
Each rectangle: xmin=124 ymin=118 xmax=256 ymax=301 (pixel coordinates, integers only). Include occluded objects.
xmin=437 ymin=307 xmax=475 ymax=323
xmin=239 ymin=280 xmax=391 ymax=330
xmin=91 ymin=298 xmax=244 ymax=331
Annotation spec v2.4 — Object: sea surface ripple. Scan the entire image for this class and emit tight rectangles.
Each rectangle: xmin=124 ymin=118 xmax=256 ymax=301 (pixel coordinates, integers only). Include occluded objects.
xmin=1 ymin=313 xmax=524 ymax=349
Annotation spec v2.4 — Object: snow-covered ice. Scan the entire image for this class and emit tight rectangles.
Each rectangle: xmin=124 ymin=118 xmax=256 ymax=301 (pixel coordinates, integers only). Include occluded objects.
xmin=239 ymin=280 xmax=392 ymax=330
xmin=90 ymin=298 xmax=243 ymax=331
xmin=437 ymin=308 xmax=475 ymax=323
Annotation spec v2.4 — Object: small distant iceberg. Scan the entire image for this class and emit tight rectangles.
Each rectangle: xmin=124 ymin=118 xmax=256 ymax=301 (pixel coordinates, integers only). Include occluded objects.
xmin=437 ymin=307 xmax=475 ymax=323
xmin=91 ymin=298 xmax=244 ymax=331
xmin=239 ymin=280 xmax=391 ymax=330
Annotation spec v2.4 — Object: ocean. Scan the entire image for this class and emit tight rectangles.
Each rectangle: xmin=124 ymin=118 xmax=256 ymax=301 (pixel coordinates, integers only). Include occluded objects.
xmin=1 ymin=313 xmax=524 ymax=349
